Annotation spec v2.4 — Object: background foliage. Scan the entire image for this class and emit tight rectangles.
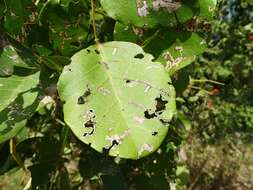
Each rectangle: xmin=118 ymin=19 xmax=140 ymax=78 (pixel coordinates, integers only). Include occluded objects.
xmin=0 ymin=0 xmax=252 ymax=189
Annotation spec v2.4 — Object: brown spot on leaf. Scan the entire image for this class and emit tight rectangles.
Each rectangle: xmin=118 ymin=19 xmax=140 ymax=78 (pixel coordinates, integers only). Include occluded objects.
xmin=94 ymin=49 xmax=100 ymax=54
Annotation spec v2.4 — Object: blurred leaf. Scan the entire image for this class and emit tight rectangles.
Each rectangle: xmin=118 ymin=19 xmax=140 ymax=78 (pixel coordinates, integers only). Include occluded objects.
xmin=0 ymin=45 xmax=38 ymax=77
xmin=144 ymin=29 xmax=207 ymax=75
xmin=41 ymin=2 xmax=89 ymax=56
xmin=176 ymin=165 xmax=190 ymax=185
xmin=0 ymin=42 xmax=40 ymax=144
xmin=0 ymin=167 xmax=31 ymax=190
xmin=17 ymin=137 xmax=61 ymax=161
xmin=29 ymin=162 xmax=57 ymax=188
xmin=173 ymin=69 xmax=190 ymax=94
xmin=3 ymin=0 xmax=33 ymax=36
xmin=177 ymin=112 xmax=191 ymax=131
xmin=0 ymin=74 xmax=40 ymax=144
xmin=33 ymin=45 xmax=53 ymax=56
xmin=198 ymin=0 xmax=217 ymax=21
xmin=101 ymin=173 xmax=127 ymax=190
xmin=57 ymin=167 xmax=72 ymax=190
xmin=114 ymin=22 xmax=139 ymax=43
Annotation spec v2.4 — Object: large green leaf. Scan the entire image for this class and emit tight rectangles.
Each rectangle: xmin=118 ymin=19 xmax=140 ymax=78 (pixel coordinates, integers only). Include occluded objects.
xmin=0 ymin=45 xmax=37 ymax=77
xmin=101 ymin=0 xmax=182 ymax=27
xmin=101 ymin=0 xmax=217 ymax=28
xmin=0 ymin=44 xmax=40 ymax=144
xmin=58 ymin=41 xmax=176 ymax=159
xmin=0 ymin=72 xmax=40 ymax=144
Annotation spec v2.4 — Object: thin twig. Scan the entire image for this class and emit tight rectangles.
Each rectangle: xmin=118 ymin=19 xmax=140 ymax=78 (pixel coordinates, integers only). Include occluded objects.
xmin=188 ymin=157 xmax=209 ymax=190
xmin=9 ymin=139 xmax=27 ymax=172
xmin=190 ymin=78 xmax=225 ymax=86
xmin=188 ymin=85 xmax=213 ymax=95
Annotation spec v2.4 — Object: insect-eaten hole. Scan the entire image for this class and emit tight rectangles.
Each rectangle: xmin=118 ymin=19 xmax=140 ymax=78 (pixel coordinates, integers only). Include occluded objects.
xmin=86 ymin=49 xmax=91 ymax=53
xmin=102 ymin=140 xmax=119 ymax=155
xmin=159 ymin=118 xmax=171 ymax=125
xmin=77 ymin=86 xmax=91 ymax=105
xmin=152 ymin=131 xmax=158 ymax=136
xmin=77 ymin=96 xmax=85 ymax=105
xmin=144 ymin=110 xmax=156 ymax=119
xmin=125 ymin=79 xmax=131 ymax=83
xmin=155 ymin=95 xmax=168 ymax=112
xmin=83 ymin=120 xmax=96 ymax=136
xmin=134 ymin=53 xmax=144 ymax=59
xmin=144 ymin=95 xmax=168 ymax=119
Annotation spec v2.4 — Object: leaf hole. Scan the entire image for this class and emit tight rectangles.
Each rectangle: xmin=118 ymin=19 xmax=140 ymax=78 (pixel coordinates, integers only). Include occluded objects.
xmin=77 ymin=86 xmax=91 ymax=105
xmin=102 ymin=140 xmax=119 ymax=155
xmin=77 ymin=96 xmax=86 ymax=105
xmin=144 ymin=110 xmax=156 ymax=119
xmin=152 ymin=131 xmax=158 ymax=136
xmin=83 ymin=120 xmax=96 ymax=136
xmin=94 ymin=49 xmax=100 ymax=54
xmin=155 ymin=95 xmax=168 ymax=112
xmin=134 ymin=53 xmax=144 ymax=59
xmin=143 ymin=95 xmax=168 ymax=119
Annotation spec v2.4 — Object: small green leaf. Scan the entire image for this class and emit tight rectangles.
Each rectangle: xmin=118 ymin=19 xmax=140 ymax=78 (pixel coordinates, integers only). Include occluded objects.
xmin=3 ymin=0 xmax=32 ymax=36
xmin=175 ymin=4 xmax=194 ymax=23
xmin=114 ymin=22 xmax=139 ymax=43
xmin=42 ymin=3 xmax=89 ymax=56
xmin=177 ymin=112 xmax=191 ymax=131
xmin=198 ymin=0 xmax=217 ymax=21
xmin=0 ymin=71 xmax=40 ymax=143
xmin=144 ymin=29 xmax=207 ymax=75
xmin=0 ymin=45 xmax=37 ymax=74
xmin=58 ymin=41 xmax=176 ymax=159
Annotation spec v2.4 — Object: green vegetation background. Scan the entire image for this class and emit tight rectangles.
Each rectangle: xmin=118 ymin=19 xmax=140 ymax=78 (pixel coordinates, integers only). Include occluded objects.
xmin=0 ymin=0 xmax=253 ymax=189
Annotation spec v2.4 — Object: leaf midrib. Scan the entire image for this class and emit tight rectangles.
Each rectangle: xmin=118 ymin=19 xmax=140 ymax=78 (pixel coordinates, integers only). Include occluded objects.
xmin=97 ymin=43 xmax=139 ymax=156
